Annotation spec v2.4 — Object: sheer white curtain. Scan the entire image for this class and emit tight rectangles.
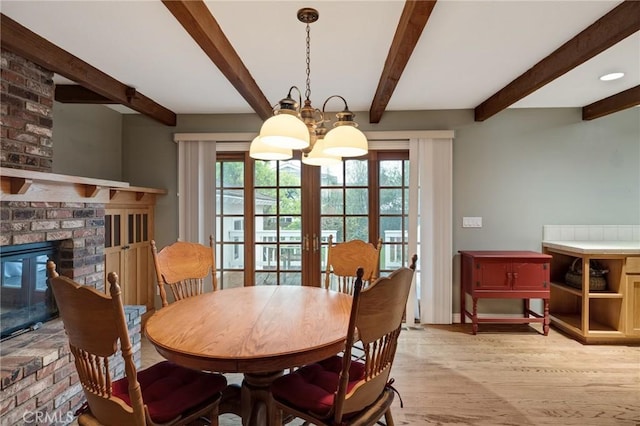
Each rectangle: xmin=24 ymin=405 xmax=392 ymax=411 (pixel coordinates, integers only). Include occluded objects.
xmin=406 ymin=137 xmax=453 ymax=324
xmin=176 ymin=139 xmax=217 ymax=244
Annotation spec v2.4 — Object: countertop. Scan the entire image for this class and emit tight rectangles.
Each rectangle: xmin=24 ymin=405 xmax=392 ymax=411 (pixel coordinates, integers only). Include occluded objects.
xmin=542 ymin=240 xmax=640 ymax=255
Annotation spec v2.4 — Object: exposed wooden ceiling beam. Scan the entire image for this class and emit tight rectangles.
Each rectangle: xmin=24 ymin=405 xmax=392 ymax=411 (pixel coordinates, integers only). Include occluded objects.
xmin=369 ymin=0 xmax=437 ymax=124
xmin=162 ymin=0 xmax=272 ymax=121
xmin=582 ymin=85 xmax=640 ymax=120
xmin=474 ymin=0 xmax=640 ymax=122
xmin=0 ymin=14 xmax=176 ymax=126
xmin=55 ymin=85 xmax=117 ymax=104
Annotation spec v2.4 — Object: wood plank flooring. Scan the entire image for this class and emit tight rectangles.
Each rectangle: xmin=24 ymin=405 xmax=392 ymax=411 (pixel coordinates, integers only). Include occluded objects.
xmin=140 ymin=323 xmax=639 ymax=425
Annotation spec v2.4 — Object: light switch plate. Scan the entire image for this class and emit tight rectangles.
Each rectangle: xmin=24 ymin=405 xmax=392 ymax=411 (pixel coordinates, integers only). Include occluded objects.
xmin=463 ymin=217 xmax=482 ymax=228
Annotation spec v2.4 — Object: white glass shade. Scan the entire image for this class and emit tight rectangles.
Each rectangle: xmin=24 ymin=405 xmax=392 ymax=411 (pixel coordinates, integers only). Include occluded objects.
xmin=259 ymin=114 xmax=310 ymax=150
xmin=249 ymin=136 xmax=293 ymax=160
xmin=322 ymin=125 xmax=368 ymax=157
xmin=301 ymin=139 xmax=341 ymax=166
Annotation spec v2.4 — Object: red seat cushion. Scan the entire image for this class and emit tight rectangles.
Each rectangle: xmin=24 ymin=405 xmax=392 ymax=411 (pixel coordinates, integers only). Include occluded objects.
xmin=112 ymin=361 xmax=227 ymax=423
xmin=270 ymin=355 xmax=366 ymax=416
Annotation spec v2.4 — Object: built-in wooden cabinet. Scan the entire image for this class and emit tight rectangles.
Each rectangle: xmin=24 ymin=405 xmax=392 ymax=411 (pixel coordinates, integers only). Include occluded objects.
xmin=543 ymin=242 xmax=640 ymax=344
xmin=626 ymin=257 xmax=640 ymax=337
xmin=105 ymin=187 xmax=165 ymax=323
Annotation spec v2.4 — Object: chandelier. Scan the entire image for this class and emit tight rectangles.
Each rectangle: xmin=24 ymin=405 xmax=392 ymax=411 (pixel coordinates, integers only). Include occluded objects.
xmin=250 ymin=7 xmax=368 ymax=166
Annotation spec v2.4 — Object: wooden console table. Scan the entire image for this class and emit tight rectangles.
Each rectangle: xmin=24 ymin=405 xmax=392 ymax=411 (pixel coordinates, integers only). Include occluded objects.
xmin=459 ymin=251 xmax=551 ymax=335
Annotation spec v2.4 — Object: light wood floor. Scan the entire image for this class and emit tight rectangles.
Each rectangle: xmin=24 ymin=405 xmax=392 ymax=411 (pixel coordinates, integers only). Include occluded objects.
xmin=140 ymin=323 xmax=640 ymax=425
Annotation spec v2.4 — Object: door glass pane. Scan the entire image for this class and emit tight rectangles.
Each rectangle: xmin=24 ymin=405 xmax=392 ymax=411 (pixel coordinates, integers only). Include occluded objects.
xmin=135 ymin=214 xmax=142 ymax=242
xmin=320 ymin=165 xmax=341 ymax=186
xmin=320 ymin=188 xmax=343 ymax=214
xmin=320 ymin=160 xmax=369 ymax=254
xmin=105 ymin=215 xmax=112 ymax=248
xmin=345 ymin=216 xmax=368 ymax=241
xmin=380 ymin=188 xmax=402 ymax=214
xmin=216 ymin=160 xmax=245 ymax=289
xmin=321 ymin=217 xmax=342 ymax=242
xmin=254 ymin=159 xmax=302 ymax=285
xmin=345 ymin=188 xmax=368 ymax=215
xmin=280 ymin=272 xmax=302 ymax=286
xmin=221 ymin=271 xmax=244 ymax=289
xmin=279 ymin=189 xmax=301 ymax=214
xmin=128 ymin=214 xmax=134 ymax=244
xmin=143 ymin=214 xmax=148 ymax=242
xmin=344 ymin=160 xmax=368 ymax=185
xmin=114 ymin=215 xmax=121 ymax=247
xmin=255 ymin=188 xmax=277 ymax=212
xmin=221 ymin=189 xmax=244 ymax=214
xmin=379 ymin=158 xmax=410 ymax=274
xmin=279 ymin=244 xmax=301 ymax=270
xmin=380 ymin=160 xmax=402 ymax=186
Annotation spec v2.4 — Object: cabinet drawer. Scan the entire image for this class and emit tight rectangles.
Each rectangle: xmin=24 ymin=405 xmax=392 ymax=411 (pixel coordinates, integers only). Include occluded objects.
xmin=626 ymin=257 xmax=640 ymax=274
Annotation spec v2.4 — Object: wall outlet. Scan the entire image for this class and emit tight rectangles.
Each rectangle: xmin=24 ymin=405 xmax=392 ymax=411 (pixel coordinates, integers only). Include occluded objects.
xmin=462 ymin=217 xmax=482 ymax=228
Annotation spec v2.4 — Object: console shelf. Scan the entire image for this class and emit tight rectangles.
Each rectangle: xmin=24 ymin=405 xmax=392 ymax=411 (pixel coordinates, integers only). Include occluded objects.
xmin=542 ymin=242 xmax=640 ymax=344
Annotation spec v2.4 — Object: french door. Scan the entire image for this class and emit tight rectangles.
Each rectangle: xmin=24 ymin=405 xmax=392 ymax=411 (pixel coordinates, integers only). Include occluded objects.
xmin=215 ymin=151 xmax=409 ymax=288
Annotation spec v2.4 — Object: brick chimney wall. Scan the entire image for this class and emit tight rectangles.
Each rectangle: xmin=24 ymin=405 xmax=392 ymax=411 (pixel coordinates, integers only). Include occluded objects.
xmin=0 ymin=49 xmax=143 ymax=426
xmin=1 ymin=49 xmax=54 ymax=172
xmin=0 ymin=48 xmax=105 ymax=287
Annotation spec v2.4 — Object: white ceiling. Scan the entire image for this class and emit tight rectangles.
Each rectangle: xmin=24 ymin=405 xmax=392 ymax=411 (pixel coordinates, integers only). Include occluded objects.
xmin=1 ymin=0 xmax=638 ymax=118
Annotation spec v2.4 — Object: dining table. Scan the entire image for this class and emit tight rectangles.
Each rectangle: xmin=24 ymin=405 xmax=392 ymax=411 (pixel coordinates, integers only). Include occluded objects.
xmin=144 ymin=285 xmax=353 ymax=426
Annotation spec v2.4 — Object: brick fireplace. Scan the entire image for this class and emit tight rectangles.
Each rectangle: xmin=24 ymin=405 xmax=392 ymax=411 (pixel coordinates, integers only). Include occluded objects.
xmin=1 ymin=49 xmax=144 ymax=425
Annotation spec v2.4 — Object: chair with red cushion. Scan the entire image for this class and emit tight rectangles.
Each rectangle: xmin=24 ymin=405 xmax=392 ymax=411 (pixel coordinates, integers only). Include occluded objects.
xmin=48 ymin=261 xmax=227 ymax=426
xmin=271 ymin=255 xmax=417 ymax=426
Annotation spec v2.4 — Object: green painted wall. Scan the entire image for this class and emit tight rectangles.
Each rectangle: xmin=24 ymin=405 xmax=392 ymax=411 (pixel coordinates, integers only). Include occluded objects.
xmin=52 ymin=105 xmax=640 ymax=315
xmin=52 ymin=103 xmax=123 ymax=181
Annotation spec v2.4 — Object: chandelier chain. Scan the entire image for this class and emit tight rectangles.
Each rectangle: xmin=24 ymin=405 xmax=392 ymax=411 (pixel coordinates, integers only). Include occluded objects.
xmin=305 ymin=23 xmax=311 ymax=102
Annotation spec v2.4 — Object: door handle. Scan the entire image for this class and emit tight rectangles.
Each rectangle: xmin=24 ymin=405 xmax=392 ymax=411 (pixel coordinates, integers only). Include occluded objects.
xmin=313 ymin=234 xmax=319 ymax=252
xmin=304 ymin=234 xmax=310 ymax=252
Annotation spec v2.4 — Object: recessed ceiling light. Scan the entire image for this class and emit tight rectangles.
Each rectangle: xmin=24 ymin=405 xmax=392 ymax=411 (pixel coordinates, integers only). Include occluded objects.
xmin=599 ymin=72 xmax=625 ymax=81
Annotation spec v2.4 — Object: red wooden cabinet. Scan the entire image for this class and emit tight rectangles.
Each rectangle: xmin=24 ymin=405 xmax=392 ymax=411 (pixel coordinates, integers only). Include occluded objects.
xmin=460 ymin=251 xmax=551 ymax=335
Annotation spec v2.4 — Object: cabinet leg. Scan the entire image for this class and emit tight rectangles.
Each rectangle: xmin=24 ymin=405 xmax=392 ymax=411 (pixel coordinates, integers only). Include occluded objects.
xmin=472 ymin=297 xmax=478 ymax=335
xmin=461 ymin=291 xmax=466 ymax=324
xmin=523 ymin=299 xmax=530 ymax=318
xmin=543 ymin=299 xmax=549 ymax=336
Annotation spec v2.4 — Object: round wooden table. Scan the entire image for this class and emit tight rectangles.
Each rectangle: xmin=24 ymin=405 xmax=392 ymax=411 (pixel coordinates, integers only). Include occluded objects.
xmin=145 ymin=285 xmax=352 ymax=426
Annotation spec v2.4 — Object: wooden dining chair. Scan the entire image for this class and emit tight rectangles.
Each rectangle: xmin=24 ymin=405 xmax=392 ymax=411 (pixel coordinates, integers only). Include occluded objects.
xmin=271 ymin=255 xmax=417 ymax=426
xmin=324 ymin=234 xmax=382 ymax=294
xmin=151 ymin=235 xmax=217 ymax=307
xmin=48 ymin=261 xmax=227 ymax=426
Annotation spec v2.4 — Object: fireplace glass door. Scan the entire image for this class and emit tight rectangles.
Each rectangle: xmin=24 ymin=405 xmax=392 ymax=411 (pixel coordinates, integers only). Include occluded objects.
xmin=0 ymin=241 xmax=58 ymax=339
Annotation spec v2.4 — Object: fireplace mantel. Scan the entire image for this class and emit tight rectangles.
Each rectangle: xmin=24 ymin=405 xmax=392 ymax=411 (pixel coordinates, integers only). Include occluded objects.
xmin=0 ymin=167 xmax=166 ymax=203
